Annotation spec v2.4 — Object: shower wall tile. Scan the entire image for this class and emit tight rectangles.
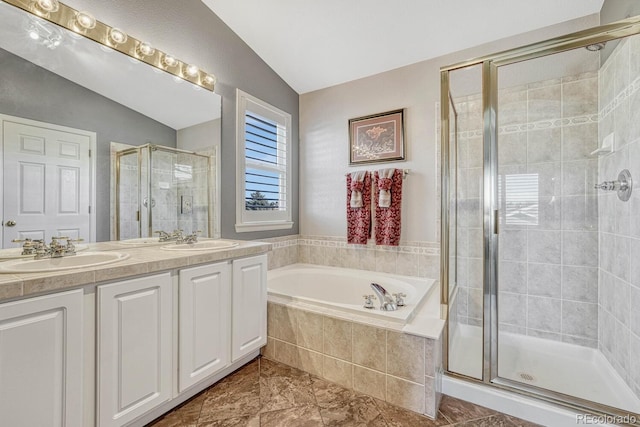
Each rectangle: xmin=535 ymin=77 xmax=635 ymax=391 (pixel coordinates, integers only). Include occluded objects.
xmin=527 ymin=263 xmax=561 ymax=298
xmin=562 ymin=266 xmax=598 ymax=303
xmin=562 ymin=123 xmax=599 ymax=161
xmin=528 ymin=230 xmax=561 ymax=264
xmin=528 ymin=84 xmax=561 ymax=122
xmin=526 ymin=162 xmax=561 ymax=197
xmin=562 ymin=76 xmax=598 ymax=117
xmin=527 ymin=296 xmax=561 ymax=333
xmin=562 ymin=231 xmax=598 ymax=267
xmin=597 ymin=35 xmax=640 ymax=399
xmin=499 ymin=230 xmax=527 ymax=261
xmin=498 ymin=292 xmax=527 ymax=328
xmin=527 ymin=129 xmax=561 ymax=163
xmin=561 ymin=301 xmax=598 ymax=340
xmin=630 ymin=284 xmax=640 ymax=337
xmin=498 ymin=261 xmax=527 ymax=294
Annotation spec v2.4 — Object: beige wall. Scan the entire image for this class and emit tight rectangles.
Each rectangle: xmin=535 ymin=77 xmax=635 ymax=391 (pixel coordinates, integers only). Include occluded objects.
xmin=299 ymin=14 xmax=600 ymax=243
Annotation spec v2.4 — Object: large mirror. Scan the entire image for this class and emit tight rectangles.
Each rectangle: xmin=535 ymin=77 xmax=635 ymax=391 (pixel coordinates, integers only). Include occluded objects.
xmin=0 ymin=0 xmax=222 ymax=246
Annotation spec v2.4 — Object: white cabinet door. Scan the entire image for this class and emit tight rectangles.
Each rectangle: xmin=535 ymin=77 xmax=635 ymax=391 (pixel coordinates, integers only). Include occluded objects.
xmin=97 ymin=273 xmax=172 ymax=427
xmin=0 ymin=289 xmax=83 ymax=427
xmin=179 ymin=262 xmax=231 ymax=392
xmin=232 ymin=255 xmax=267 ymax=361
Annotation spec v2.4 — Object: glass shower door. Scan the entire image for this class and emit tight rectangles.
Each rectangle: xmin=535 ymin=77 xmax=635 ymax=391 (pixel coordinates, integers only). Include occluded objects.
xmin=494 ymin=35 xmax=640 ymax=415
xmin=116 ymin=150 xmax=140 ymax=240
xmin=446 ymin=63 xmax=484 ymax=380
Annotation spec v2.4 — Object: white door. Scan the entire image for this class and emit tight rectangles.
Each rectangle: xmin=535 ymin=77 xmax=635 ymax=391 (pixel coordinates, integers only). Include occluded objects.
xmin=2 ymin=116 xmax=95 ymax=247
xmin=0 ymin=289 xmax=83 ymax=427
xmin=179 ymin=262 xmax=231 ymax=392
xmin=232 ymin=255 xmax=267 ymax=361
xmin=97 ymin=273 xmax=172 ymax=427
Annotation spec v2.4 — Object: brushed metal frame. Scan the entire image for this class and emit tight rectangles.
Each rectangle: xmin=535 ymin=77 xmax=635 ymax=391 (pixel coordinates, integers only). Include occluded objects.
xmin=1 ymin=0 xmax=216 ymax=91
xmin=440 ymin=15 xmax=640 ymax=423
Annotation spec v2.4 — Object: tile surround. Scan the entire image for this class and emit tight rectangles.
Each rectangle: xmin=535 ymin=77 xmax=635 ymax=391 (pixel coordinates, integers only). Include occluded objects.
xmin=453 ymin=71 xmax=603 ymax=346
xmin=597 ymin=35 xmax=640 ymax=398
xmin=263 ymin=301 xmax=443 ymax=418
xmin=262 ymin=234 xmax=440 ymax=279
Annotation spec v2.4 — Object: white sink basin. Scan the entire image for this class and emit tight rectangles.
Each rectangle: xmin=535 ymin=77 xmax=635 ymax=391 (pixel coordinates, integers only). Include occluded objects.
xmin=160 ymin=240 xmax=239 ymax=252
xmin=0 ymin=251 xmax=130 ymax=273
xmin=117 ymin=237 xmax=164 ymax=245
xmin=0 ymin=244 xmax=89 ymax=260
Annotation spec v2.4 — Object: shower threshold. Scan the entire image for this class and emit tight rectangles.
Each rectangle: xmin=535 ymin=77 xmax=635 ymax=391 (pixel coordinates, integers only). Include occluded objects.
xmin=449 ymin=324 xmax=640 ymax=414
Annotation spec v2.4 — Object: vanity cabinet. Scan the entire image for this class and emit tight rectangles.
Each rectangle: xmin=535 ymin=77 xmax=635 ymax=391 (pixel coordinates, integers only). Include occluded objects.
xmin=232 ymin=254 xmax=268 ymax=361
xmin=178 ymin=262 xmax=231 ymax=392
xmin=97 ymin=273 xmax=172 ymax=427
xmin=0 ymin=289 xmax=83 ymax=427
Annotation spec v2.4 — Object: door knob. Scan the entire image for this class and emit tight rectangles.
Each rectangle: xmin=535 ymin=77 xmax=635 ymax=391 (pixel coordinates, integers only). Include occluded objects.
xmin=5 ymin=220 xmax=16 ymax=227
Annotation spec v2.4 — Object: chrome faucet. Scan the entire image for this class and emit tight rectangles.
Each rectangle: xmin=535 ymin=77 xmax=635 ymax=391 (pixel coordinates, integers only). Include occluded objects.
xmin=370 ymin=283 xmax=398 ymax=311
xmin=155 ymin=229 xmax=184 ymax=242
xmin=177 ymin=230 xmax=201 ymax=245
xmin=13 ymin=236 xmax=80 ymax=259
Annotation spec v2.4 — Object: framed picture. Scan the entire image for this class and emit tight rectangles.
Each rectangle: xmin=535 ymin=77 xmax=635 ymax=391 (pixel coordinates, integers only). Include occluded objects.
xmin=348 ymin=109 xmax=405 ymax=165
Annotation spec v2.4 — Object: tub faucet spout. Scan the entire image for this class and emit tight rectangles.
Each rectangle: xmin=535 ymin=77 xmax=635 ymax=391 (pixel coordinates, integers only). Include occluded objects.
xmin=370 ymin=283 xmax=398 ymax=311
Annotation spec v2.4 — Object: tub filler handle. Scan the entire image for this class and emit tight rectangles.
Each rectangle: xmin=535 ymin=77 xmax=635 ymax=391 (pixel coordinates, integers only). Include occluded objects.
xmin=363 ymin=294 xmax=375 ymax=309
xmin=393 ymin=292 xmax=407 ymax=307
xmin=370 ymin=283 xmax=398 ymax=311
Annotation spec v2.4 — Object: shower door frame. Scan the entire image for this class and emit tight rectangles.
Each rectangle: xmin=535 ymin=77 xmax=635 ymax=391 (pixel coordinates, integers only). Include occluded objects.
xmin=440 ymin=15 xmax=640 ymax=419
xmin=115 ymin=144 xmax=213 ymax=240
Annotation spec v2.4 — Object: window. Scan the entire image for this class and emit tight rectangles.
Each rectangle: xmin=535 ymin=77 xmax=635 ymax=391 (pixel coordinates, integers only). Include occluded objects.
xmin=235 ymin=89 xmax=293 ymax=232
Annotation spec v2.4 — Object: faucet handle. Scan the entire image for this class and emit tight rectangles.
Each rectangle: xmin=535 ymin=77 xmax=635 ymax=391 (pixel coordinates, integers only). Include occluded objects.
xmin=11 ymin=238 xmax=32 ymax=244
xmin=393 ymin=293 xmax=407 ymax=306
xmin=363 ymin=294 xmax=375 ymax=309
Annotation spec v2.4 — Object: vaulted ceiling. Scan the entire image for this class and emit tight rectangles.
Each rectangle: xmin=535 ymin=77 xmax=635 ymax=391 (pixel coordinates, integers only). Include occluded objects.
xmin=203 ymin=0 xmax=605 ymax=94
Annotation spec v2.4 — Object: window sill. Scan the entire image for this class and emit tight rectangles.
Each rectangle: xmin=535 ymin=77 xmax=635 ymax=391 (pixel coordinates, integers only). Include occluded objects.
xmin=235 ymin=221 xmax=294 ymax=233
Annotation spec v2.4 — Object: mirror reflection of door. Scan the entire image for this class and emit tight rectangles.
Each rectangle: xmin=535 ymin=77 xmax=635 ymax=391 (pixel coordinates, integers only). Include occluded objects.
xmin=1 ymin=115 xmax=95 ymax=248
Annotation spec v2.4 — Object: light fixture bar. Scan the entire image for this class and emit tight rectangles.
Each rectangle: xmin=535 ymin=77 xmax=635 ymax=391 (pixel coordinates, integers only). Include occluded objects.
xmin=2 ymin=0 xmax=216 ymax=91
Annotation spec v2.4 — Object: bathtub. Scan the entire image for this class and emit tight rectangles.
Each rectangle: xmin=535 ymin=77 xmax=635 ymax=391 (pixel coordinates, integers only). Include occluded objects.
xmin=267 ymin=263 xmax=437 ymax=325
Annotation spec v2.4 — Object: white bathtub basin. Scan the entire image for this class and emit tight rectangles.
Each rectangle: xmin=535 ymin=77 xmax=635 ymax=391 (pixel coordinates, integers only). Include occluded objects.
xmin=0 ymin=251 xmax=130 ymax=273
xmin=160 ymin=240 xmax=239 ymax=251
xmin=268 ymin=264 xmax=435 ymax=323
xmin=0 ymin=244 xmax=88 ymax=260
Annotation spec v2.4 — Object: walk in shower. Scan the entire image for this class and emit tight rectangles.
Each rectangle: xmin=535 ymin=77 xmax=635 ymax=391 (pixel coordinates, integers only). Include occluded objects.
xmin=441 ymin=17 xmax=640 ymax=419
xmin=115 ymin=144 xmax=212 ymax=240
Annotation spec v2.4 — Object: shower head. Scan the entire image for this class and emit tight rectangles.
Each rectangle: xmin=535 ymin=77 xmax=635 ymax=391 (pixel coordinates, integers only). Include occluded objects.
xmin=585 ymin=42 xmax=606 ymax=52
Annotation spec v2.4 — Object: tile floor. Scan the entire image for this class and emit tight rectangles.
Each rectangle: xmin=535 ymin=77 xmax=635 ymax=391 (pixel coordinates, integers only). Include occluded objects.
xmin=147 ymin=357 xmax=539 ymax=426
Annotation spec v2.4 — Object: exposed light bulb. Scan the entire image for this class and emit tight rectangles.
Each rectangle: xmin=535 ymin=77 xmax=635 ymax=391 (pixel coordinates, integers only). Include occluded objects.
xmin=184 ymin=64 xmax=199 ymax=77
xmin=108 ymin=27 xmax=127 ymax=45
xmin=203 ymin=74 xmax=216 ymax=86
xmin=75 ymin=11 xmax=96 ymax=30
xmin=36 ymin=0 xmax=59 ymax=13
xmin=162 ymin=54 xmax=178 ymax=68
xmin=137 ymin=42 xmax=155 ymax=57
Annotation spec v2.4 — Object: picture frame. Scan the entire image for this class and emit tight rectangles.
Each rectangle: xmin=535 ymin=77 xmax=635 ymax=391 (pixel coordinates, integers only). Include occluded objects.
xmin=348 ymin=108 xmax=405 ymax=165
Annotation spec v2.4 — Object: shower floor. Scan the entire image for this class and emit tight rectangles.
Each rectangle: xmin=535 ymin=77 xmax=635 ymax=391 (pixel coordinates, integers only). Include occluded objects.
xmin=449 ymin=324 xmax=640 ymax=414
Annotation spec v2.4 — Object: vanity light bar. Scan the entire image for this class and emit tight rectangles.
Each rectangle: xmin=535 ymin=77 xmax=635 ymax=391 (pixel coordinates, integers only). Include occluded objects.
xmin=3 ymin=0 xmax=216 ymax=91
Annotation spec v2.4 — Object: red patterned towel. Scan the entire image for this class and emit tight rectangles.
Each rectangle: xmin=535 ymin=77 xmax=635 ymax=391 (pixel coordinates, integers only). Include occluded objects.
xmin=374 ymin=169 xmax=402 ymax=246
xmin=347 ymin=172 xmax=371 ymax=244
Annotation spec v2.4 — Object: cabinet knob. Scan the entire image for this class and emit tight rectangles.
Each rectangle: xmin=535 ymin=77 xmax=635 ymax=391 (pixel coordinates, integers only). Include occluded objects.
xmin=5 ymin=220 xmax=16 ymax=227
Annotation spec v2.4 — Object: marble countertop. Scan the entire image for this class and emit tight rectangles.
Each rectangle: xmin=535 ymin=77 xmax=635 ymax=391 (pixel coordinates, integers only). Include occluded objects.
xmin=0 ymin=239 xmax=271 ymax=303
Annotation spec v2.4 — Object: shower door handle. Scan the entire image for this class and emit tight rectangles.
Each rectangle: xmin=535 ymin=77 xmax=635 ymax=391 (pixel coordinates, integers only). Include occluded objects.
xmin=493 ymin=210 xmax=499 ymax=235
